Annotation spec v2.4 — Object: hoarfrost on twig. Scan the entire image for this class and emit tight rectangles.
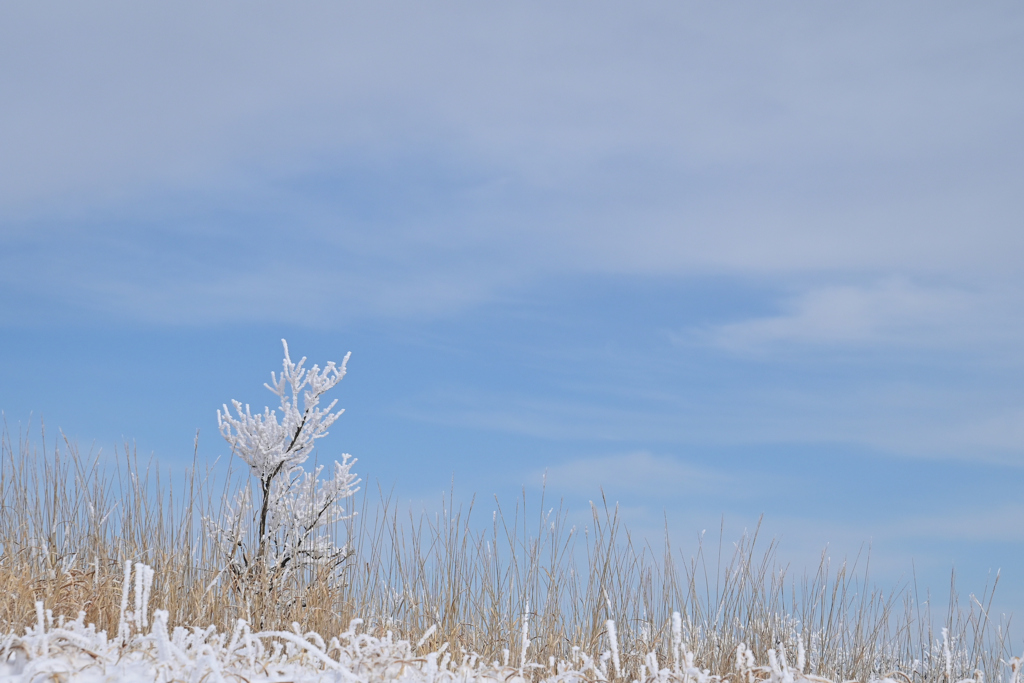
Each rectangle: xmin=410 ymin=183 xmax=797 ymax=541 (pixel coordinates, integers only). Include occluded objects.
xmin=206 ymin=340 xmax=361 ymax=597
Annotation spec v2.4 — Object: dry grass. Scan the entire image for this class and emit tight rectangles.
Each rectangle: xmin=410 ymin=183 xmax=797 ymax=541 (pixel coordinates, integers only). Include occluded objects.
xmin=0 ymin=423 xmax=1016 ymax=682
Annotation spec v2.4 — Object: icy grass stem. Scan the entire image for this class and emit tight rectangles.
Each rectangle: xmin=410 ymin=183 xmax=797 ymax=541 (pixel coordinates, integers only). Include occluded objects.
xmin=673 ymin=611 xmax=683 ymax=672
xmin=118 ymin=560 xmax=132 ymax=644
xmin=521 ymin=604 xmax=531 ymax=675
xmin=607 ymin=619 xmax=621 ymax=679
xmin=945 ymin=629 xmax=953 ymax=683
xmin=134 ymin=562 xmax=154 ymax=630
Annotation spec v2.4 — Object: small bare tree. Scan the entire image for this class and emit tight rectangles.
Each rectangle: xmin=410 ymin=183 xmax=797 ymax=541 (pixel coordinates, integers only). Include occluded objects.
xmin=207 ymin=340 xmax=360 ymax=602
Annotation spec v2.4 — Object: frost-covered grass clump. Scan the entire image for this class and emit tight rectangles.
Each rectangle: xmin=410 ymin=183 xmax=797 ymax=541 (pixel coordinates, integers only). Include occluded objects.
xmin=8 ymin=564 xmax=1014 ymax=683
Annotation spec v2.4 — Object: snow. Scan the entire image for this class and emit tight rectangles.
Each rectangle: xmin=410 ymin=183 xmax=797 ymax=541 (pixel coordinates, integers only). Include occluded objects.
xmin=0 ymin=599 xmax=935 ymax=683
xmin=1 ymin=562 xmax=1015 ymax=683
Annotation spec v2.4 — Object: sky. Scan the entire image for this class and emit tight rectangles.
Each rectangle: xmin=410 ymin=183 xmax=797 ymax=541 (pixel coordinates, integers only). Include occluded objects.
xmin=2 ymin=2 xmax=1024 ymax=628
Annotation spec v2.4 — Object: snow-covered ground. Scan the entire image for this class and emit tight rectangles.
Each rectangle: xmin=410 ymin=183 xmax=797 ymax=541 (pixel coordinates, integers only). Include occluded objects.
xmin=3 ymin=564 xmax=1018 ymax=683
xmin=0 ymin=599 xmax=889 ymax=683
xmin=8 ymin=602 xmax=1011 ymax=683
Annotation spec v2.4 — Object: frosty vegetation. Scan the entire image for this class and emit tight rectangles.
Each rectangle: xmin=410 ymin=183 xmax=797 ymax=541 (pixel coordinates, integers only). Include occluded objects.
xmin=206 ymin=340 xmax=360 ymax=600
xmin=1 ymin=342 xmax=1020 ymax=683
xmin=8 ymin=562 xmax=1017 ymax=683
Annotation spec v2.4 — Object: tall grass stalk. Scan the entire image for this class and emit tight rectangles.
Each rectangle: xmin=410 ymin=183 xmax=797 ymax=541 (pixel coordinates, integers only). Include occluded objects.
xmin=0 ymin=424 xmax=1016 ymax=681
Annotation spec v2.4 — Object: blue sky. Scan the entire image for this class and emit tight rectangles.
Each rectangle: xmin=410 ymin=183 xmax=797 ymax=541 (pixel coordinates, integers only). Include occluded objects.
xmin=2 ymin=2 xmax=1024 ymax=622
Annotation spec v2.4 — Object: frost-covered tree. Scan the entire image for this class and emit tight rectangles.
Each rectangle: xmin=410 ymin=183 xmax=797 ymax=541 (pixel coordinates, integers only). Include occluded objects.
xmin=208 ymin=340 xmax=360 ymax=595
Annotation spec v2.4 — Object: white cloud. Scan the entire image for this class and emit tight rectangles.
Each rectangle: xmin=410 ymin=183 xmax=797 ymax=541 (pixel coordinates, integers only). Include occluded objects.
xmin=890 ymin=504 xmax=1024 ymax=543
xmin=947 ymin=409 xmax=1024 ymax=454
xmin=397 ymin=371 xmax=1024 ymax=464
xmin=705 ymin=279 xmax=982 ymax=350
xmin=538 ymin=451 xmax=735 ymax=499
xmin=2 ymin=1 xmax=1023 ymax=310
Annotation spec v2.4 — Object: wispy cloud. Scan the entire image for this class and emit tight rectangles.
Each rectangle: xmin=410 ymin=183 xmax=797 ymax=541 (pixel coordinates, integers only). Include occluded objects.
xmin=537 ymin=451 xmax=735 ymax=499
xmin=703 ymin=279 xmax=981 ymax=351
xmin=3 ymin=3 xmax=1024 ymax=327
xmin=396 ymin=371 xmax=1024 ymax=464
xmin=889 ymin=504 xmax=1024 ymax=543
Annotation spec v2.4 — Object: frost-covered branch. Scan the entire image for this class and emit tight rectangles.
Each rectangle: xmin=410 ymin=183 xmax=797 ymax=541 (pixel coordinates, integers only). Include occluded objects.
xmin=207 ymin=340 xmax=360 ymax=593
